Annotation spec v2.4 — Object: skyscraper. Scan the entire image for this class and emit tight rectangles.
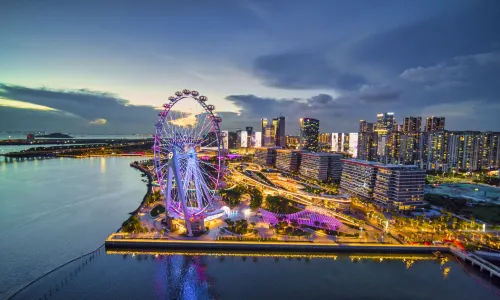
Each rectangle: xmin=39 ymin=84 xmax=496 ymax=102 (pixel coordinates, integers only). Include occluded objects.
xmin=375 ymin=112 xmax=396 ymax=133
xmin=272 ymin=116 xmax=286 ymax=147
xmin=263 ymin=124 xmax=275 ymax=147
xmin=403 ymin=116 xmax=422 ymax=132
xmin=300 ymin=118 xmax=319 ymax=152
xmin=425 ymin=116 xmax=445 ymax=132
xmin=359 ymin=120 xmax=374 ymax=133
xmin=261 ymin=118 xmax=268 ymax=146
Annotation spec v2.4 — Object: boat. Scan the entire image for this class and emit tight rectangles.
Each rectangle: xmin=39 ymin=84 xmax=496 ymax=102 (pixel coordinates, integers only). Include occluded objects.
xmin=433 ymin=251 xmax=444 ymax=258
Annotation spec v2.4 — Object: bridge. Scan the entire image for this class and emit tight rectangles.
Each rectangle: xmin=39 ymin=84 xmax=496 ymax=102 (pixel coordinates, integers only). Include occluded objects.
xmin=451 ymin=247 xmax=500 ymax=278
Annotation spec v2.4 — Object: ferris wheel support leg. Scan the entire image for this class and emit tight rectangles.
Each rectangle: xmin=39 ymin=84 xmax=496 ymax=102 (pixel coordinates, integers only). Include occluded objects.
xmin=165 ymin=164 xmax=174 ymax=213
xmin=172 ymin=151 xmax=193 ymax=237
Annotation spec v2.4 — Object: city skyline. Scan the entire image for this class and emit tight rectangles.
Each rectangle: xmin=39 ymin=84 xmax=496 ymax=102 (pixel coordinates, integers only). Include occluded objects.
xmin=1 ymin=0 xmax=500 ymax=134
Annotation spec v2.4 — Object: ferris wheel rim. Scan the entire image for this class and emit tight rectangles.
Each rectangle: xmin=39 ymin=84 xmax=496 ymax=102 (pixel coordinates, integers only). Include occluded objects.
xmin=152 ymin=90 xmax=225 ymax=217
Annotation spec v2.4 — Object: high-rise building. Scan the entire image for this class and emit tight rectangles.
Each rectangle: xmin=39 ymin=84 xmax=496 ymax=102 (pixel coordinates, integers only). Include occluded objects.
xmin=286 ymin=135 xmax=300 ymax=148
xmin=221 ymin=130 xmax=229 ymax=149
xmin=253 ymin=132 xmax=262 ymax=147
xmin=272 ymin=116 xmax=286 ymax=147
xmin=228 ymin=132 xmax=237 ymax=149
xmin=348 ymin=133 xmax=359 ymax=158
xmin=275 ymin=149 xmax=301 ymax=172
xmin=403 ymin=116 xmax=422 ymax=133
xmin=261 ymin=118 xmax=268 ymax=146
xmin=375 ymin=112 xmax=396 ymax=134
xmin=300 ymin=118 xmax=320 ymax=152
xmin=357 ymin=132 xmax=378 ymax=161
xmin=479 ymin=132 xmax=500 ymax=170
xmin=425 ymin=116 xmax=445 ymax=132
xmin=239 ymin=130 xmax=248 ymax=148
xmin=360 ymin=120 xmax=374 ymax=133
xmin=263 ymin=124 xmax=275 ymax=147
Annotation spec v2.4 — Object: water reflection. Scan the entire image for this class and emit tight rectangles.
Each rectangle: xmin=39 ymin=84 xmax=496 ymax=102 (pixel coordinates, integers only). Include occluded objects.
xmin=100 ymin=158 xmax=106 ymax=174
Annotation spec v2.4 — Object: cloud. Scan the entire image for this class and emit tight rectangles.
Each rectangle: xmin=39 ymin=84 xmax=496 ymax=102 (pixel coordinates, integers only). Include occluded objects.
xmin=358 ymin=85 xmax=402 ymax=102
xmin=88 ymin=118 xmax=107 ymax=125
xmin=350 ymin=1 xmax=500 ymax=72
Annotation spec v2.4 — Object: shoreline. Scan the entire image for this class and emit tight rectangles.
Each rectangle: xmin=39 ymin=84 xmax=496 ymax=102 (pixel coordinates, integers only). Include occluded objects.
xmin=128 ymin=162 xmax=154 ymax=216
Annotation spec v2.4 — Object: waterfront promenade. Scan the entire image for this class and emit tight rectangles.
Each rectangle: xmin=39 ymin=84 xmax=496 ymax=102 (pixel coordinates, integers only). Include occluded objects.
xmin=105 ymin=234 xmax=448 ymax=253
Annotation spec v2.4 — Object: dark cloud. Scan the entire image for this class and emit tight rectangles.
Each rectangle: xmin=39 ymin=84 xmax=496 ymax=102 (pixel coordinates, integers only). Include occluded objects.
xmin=351 ymin=0 xmax=500 ymax=72
xmin=252 ymin=51 xmax=366 ymax=90
xmin=0 ymin=83 xmax=160 ymax=134
xmin=358 ymin=85 xmax=402 ymax=103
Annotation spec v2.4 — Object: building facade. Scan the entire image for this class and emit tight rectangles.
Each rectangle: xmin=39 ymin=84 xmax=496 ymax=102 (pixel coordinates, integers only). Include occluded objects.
xmin=373 ymin=165 xmax=425 ymax=210
xmin=299 ymin=153 xmax=341 ymax=182
xmin=340 ymin=159 xmax=378 ymax=199
xmin=254 ymin=147 xmax=277 ymax=167
xmin=275 ymin=149 xmax=301 ymax=172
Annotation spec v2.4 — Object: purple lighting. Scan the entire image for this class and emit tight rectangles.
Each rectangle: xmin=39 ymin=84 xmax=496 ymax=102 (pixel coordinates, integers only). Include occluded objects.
xmin=259 ymin=208 xmax=342 ymax=231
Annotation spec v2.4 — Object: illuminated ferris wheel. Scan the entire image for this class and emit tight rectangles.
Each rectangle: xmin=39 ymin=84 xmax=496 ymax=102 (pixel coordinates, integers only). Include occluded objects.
xmin=153 ymin=89 xmax=225 ymax=236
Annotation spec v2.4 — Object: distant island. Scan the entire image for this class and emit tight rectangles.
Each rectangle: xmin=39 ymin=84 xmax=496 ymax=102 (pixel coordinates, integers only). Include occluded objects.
xmin=35 ymin=133 xmax=73 ymax=138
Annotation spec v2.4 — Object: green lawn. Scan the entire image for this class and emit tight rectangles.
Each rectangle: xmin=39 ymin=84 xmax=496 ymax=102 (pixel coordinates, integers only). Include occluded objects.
xmin=461 ymin=206 xmax=500 ymax=224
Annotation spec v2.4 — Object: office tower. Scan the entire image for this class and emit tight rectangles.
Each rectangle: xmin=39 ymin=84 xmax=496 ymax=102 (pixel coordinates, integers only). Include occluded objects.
xmin=263 ymin=124 xmax=275 ymax=147
xmin=373 ymin=165 xmax=425 ymax=210
xmin=359 ymin=120 xmax=374 ymax=133
xmin=357 ymin=132 xmax=378 ymax=161
xmin=254 ymin=147 xmax=277 ymax=166
xmin=300 ymin=118 xmax=320 ymax=152
xmin=272 ymin=116 xmax=286 ymax=147
xmin=275 ymin=149 xmax=301 ymax=172
xmin=254 ymin=132 xmax=262 ymax=147
xmin=403 ymin=116 xmax=422 ymax=133
xmin=246 ymin=127 xmax=253 ymax=148
xmin=228 ymin=132 xmax=237 ymax=149
xmin=348 ymin=133 xmax=359 ymax=158
xmin=425 ymin=116 xmax=445 ymax=132
xmin=340 ymin=159 xmax=379 ymax=199
xmin=286 ymin=135 xmax=300 ymax=148
xmin=261 ymin=118 xmax=268 ymax=146
xmin=221 ymin=130 xmax=229 ymax=149
xmin=240 ymin=130 xmax=248 ymax=148
xmin=299 ymin=153 xmax=342 ymax=182
xmin=375 ymin=112 xmax=396 ymax=134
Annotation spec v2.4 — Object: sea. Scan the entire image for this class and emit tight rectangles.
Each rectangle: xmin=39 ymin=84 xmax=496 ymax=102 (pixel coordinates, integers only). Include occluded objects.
xmin=1 ymin=157 xmax=500 ymax=299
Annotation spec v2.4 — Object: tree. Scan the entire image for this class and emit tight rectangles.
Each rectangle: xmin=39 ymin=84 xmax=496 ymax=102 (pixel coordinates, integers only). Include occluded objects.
xmin=249 ymin=188 xmax=263 ymax=209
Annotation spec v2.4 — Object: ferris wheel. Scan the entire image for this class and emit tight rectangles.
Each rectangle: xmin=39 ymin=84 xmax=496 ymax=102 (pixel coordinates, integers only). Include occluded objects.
xmin=153 ymin=89 xmax=225 ymax=236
